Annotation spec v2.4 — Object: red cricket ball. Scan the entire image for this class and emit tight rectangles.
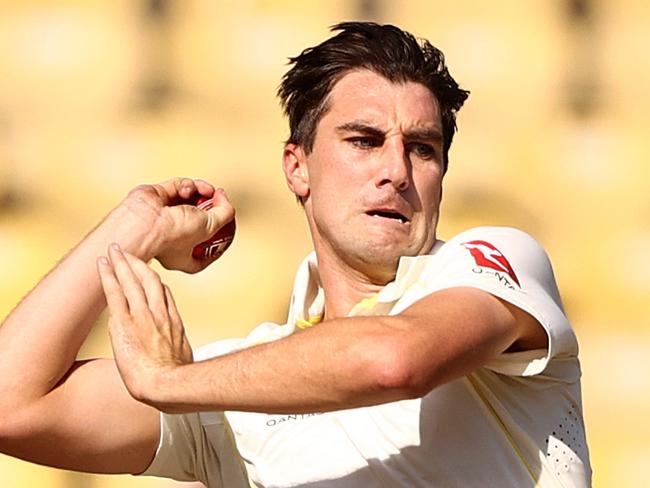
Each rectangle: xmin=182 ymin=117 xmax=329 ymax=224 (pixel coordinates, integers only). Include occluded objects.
xmin=191 ymin=196 xmax=236 ymax=260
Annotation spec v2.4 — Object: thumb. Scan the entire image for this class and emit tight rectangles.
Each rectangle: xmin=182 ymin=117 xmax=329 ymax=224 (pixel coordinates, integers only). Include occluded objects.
xmin=189 ymin=189 xmax=236 ymax=264
xmin=201 ymin=188 xmax=236 ymax=236
xmin=193 ymin=188 xmax=235 ymax=242
xmin=155 ymin=188 xmax=236 ymax=273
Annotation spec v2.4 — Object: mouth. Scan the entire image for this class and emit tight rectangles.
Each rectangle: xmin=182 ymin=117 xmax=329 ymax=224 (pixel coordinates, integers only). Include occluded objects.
xmin=366 ymin=209 xmax=409 ymax=224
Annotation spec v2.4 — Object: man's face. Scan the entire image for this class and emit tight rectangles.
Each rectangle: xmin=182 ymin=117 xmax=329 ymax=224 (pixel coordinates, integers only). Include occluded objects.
xmin=287 ymin=69 xmax=445 ymax=283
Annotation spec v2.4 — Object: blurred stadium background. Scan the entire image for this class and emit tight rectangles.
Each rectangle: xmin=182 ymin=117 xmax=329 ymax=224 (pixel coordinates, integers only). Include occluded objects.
xmin=0 ymin=0 xmax=648 ymax=486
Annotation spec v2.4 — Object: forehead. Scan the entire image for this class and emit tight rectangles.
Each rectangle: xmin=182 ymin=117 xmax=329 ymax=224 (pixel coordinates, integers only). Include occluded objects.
xmin=322 ymin=69 xmax=442 ymax=131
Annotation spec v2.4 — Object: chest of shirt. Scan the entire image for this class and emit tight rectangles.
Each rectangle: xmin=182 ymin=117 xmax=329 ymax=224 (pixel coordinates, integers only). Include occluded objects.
xmin=224 ymin=399 xmax=423 ymax=486
xmin=218 ymin=377 xmax=534 ymax=487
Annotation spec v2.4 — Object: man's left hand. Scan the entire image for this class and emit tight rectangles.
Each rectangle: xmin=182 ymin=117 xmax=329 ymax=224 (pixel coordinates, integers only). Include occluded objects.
xmin=97 ymin=245 xmax=193 ymax=408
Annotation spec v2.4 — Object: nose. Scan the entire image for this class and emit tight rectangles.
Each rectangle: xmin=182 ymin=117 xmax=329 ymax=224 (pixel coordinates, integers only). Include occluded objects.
xmin=376 ymin=138 xmax=410 ymax=192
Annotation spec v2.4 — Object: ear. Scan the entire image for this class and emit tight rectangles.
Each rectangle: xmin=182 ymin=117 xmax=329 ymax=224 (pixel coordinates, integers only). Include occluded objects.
xmin=282 ymin=143 xmax=310 ymax=200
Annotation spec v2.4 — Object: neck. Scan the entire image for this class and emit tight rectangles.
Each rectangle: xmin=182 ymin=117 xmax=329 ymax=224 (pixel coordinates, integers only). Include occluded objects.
xmin=314 ymin=245 xmax=394 ymax=320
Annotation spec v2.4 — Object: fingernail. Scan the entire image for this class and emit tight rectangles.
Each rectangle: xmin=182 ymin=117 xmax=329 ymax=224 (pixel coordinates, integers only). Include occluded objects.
xmin=110 ymin=243 xmax=121 ymax=252
xmin=98 ymin=256 xmax=109 ymax=266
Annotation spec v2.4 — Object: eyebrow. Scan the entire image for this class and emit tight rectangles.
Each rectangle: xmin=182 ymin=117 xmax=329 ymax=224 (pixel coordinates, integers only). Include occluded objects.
xmin=335 ymin=121 xmax=443 ymax=143
xmin=335 ymin=122 xmax=385 ymax=139
xmin=404 ymin=127 xmax=443 ymax=143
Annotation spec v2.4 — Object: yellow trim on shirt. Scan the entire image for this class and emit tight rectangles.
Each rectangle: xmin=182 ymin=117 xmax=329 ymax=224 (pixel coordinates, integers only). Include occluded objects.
xmin=295 ymin=315 xmax=323 ymax=330
xmin=357 ymin=293 xmax=379 ymax=310
xmin=347 ymin=293 xmax=382 ymax=317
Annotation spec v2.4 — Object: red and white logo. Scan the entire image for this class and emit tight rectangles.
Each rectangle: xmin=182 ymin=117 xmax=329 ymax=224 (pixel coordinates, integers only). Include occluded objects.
xmin=461 ymin=240 xmax=520 ymax=286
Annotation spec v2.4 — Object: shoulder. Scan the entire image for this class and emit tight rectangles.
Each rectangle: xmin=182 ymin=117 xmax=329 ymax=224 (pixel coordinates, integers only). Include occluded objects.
xmin=442 ymin=226 xmax=548 ymax=261
xmin=417 ymin=227 xmax=578 ymax=377
xmin=431 ymin=226 xmax=559 ymax=296
xmin=389 ymin=227 xmax=556 ymax=308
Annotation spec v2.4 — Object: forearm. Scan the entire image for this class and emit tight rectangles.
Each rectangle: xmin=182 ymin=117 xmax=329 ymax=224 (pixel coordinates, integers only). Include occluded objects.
xmin=98 ymin=248 xmax=522 ymax=416
xmin=126 ymin=288 xmax=526 ymax=416
xmin=0 ymin=202 xmax=158 ymax=407
xmin=141 ymin=316 xmax=411 ymax=414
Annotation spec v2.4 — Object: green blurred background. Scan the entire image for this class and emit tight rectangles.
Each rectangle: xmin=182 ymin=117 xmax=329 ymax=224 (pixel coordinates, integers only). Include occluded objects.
xmin=0 ymin=1 xmax=648 ymax=486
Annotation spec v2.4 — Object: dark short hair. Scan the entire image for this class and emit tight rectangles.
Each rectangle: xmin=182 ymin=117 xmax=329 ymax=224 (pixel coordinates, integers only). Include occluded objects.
xmin=278 ymin=21 xmax=469 ymax=169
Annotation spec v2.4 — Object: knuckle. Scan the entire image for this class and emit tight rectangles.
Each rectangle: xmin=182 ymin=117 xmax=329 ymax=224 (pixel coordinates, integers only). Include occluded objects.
xmin=127 ymin=185 xmax=157 ymax=203
xmin=173 ymin=177 xmax=192 ymax=189
xmin=159 ymin=316 xmax=172 ymax=330
xmin=146 ymin=271 xmax=163 ymax=287
xmin=129 ymin=184 xmax=151 ymax=196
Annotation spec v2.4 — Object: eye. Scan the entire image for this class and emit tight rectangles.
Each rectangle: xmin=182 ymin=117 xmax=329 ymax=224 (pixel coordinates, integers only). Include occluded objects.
xmin=409 ymin=142 xmax=436 ymax=160
xmin=348 ymin=136 xmax=381 ymax=149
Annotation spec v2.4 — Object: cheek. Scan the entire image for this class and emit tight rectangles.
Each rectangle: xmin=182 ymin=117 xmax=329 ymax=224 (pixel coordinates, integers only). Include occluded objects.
xmin=315 ymin=151 xmax=369 ymax=194
xmin=415 ymin=172 xmax=443 ymax=209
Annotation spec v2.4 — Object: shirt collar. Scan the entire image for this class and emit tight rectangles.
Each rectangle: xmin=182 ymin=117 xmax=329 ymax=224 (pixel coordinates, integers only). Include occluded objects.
xmin=286 ymin=240 xmax=445 ymax=329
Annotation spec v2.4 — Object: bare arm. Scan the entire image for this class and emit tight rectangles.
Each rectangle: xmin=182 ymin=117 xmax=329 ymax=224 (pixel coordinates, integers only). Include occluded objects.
xmin=99 ymin=249 xmax=547 ymax=415
xmin=0 ymin=178 xmax=234 ymax=473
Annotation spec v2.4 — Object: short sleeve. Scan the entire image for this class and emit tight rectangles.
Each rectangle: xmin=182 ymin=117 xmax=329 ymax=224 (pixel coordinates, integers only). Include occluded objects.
xmin=141 ymin=411 xmax=248 ymax=487
xmin=140 ymin=341 xmax=251 ymax=487
xmin=418 ymin=227 xmax=579 ymax=380
xmin=141 ymin=412 xmax=204 ymax=482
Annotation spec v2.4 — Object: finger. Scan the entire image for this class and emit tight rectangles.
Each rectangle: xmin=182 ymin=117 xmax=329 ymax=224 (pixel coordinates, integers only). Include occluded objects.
xmin=97 ymin=256 xmax=130 ymax=315
xmin=163 ymin=284 xmax=184 ymax=346
xmin=123 ymin=252 xmax=170 ymax=327
xmin=163 ymin=284 xmax=182 ymax=326
xmin=162 ymin=188 xmax=234 ymax=243
xmin=108 ymin=244 xmax=151 ymax=317
xmin=156 ymin=178 xmax=214 ymax=204
xmin=174 ymin=178 xmax=215 ymax=204
xmin=181 ymin=332 xmax=194 ymax=362
xmin=175 ymin=178 xmax=198 ymax=201
xmin=193 ymin=179 xmax=216 ymax=199
xmin=155 ymin=178 xmax=193 ymax=204
xmin=127 ymin=178 xmax=216 ymax=211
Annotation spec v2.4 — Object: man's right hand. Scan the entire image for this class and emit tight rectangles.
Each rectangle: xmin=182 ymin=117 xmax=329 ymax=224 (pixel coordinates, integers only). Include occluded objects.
xmin=118 ymin=177 xmax=236 ymax=274
xmin=0 ymin=176 xmax=234 ymax=475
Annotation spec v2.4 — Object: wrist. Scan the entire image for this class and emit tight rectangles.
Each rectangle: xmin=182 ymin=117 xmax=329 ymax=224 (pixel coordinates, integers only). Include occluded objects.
xmin=103 ymin=197 xmax=167 ymax=261
xmin=139 ymin=363 xmax=195 ymax=414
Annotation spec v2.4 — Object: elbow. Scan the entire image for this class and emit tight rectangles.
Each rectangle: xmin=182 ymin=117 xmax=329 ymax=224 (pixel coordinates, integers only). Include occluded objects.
xmin=0 ymin=405 xmax=26 ymax=451
xmin=0 ymin=416 xmax=8 ymax=450
xmin=368 ymin=341 xmax=433 ymax=400
xmin=0 ymin=404 xmax=14 ymax=439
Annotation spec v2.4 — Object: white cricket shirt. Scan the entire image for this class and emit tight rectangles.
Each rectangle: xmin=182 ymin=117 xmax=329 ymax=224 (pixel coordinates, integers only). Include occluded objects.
xmin=142 ymin=227 xmax=592 ymax=487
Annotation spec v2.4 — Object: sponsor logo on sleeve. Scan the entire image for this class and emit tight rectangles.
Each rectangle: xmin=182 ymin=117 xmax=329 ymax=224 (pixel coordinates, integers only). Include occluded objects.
xmin=461 ymin=240 xmax=520 ymax=288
